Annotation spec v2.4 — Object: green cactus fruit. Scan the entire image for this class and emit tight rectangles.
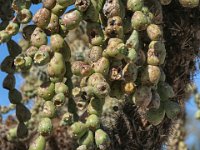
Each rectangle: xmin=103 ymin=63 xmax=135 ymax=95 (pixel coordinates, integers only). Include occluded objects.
xmin=86 ymin=114 xmax=100 ymax=130
xmin=9 ymin=89 xmax=22 ymax=104
xmin=94 ymin=82 xmax=110 ymax=98
xmin=160 ymin=0 xmax=172 ymax=5
xmin=133 ymin=86 xmax=152 ymax=108
xmin=131 ymin=11 xmax=149 ymax=31
xmin=7 ymin=127 xmax=17 ymax=141
xmin=75 ymin=0 xmax=90 ymax=12
xmin=19 ymin=39 xmax=30 ymax=52
xmin=51 ymin=3 xmax=67 ymax=16
xmin=122 ymin=63 xmax=138 ymax=81
xmin=60 ymin=112 xmax=74 ymax=126
xmin=39 ymin=45 xmax=52 ymax=53
xmin=3 ymin=74 xmax=16 ymax=90
xmin=87 ymin=23 xmax=104 ymax=46
xmin=33 ymin=8 xmax=51 ymax=29
xmin=87 ymin=73 xmax=106 ymax=87
xmin=127 ymin=48 xmax=138 ymax=63
xmin=14 ymin=55 xmax=25 ymax=68
xmin=53 ymin=93 xmax=66 ymax=106
xmin=46 ymin=13 xmax=59 ymax=34
xmin=148 ymin=91 xmax=160 ymax=109
xmin=34 ymin=50 xmax=50 ymax=66
xmin=12 ymin=0 xmax=31 ymax=11
xmin=179 ymin=0 xmax=199 ymax=8
xmin=71 ymin=61 xmax=93 ymax=76
xmin=26 ymin=46 xmax=38 ymax=58
xmin=17 ymin=9 xmax=32 ymax=24
xmin=55 ymin=82 xmax=68 ymax=95
xmin=147 ymin=41 xmax=166 ymax=65
xmin=47 ymin=52 xmax=66 ymax=78
xmin=87 ymin=97 xmax=103 ymax=116
xmin=38 ymin=82 xmax=55 ymax=101
xmin=1 ymin=56 xmax=15 ymax=73
xmin=164 ymin=101 xmax=181 ymax=119
xmin=29 ymin=135 xmax=46 ymax=150
xmin=89 ymin=46 xmax=103 ymax=63
xmin=0 ymin=30 xmax=11 ymax=43
xmin=102 ymin=96 xmax=121 ymax=114
xmin=16 ymin=103 xmax=31 ymax=122
xmin=79 ymin=130 xmax=94 ymax=148
xmin=146 ymin=103 xmax=165 ymax=126
xmin=5 ymin=22 xmax=20 ymax=36
xmin=22 ymin=25 xmax=37 ymax=40
xmin=93 ymin=57 xmax=110 ymax=76
xmin=95 ymin=129 xmax=111 ymax=149
xmin=71 ymin=122 xmax=88 ymax=139
xmin=104 ymin=38 xmax=127 ymax=59
xmin=42 ymin=101 xmax=56 ymax=118
xmin=195 ymin=110 xmax=200 ymax=120
xmin=17 ymin=122 xmax=28 ymax=138
xmin=62 ymin=10 xmax=82 ymax=30
xmin=126 ymin=30 xmax=139 ymax=50
xmin=57 ymin=0 xmax=75 ymax=7
xmin=42 ymin=0 xmax=56 ymax=9
xmin=22 ymin=56 xmax=33 ymax=70
xmin=127 ymin=0 xmax=144 ymax=12
xmin=7 ymin=40 xmax=22 ymax=57
xmin=141 ymin=65 xmax=161 ymax=86
xmin=147 ymin=24 xmax=163 ymax=41
xmin=103 ymin=0 xmax=125 ymax=18
xmin=50 ymin=34 xmax=65 ymax=52
xmin=105 ymin=16 xmax=124 ymax=39
xmin=38 ymin=117 xmax=53 ymax=136
xmin=157 ymin=82 xmax=175 ymax=101
xmin=76 ymin=145 xmax=87 ymax=150
xmin=31 ymin=27 xmax=47 ymax=48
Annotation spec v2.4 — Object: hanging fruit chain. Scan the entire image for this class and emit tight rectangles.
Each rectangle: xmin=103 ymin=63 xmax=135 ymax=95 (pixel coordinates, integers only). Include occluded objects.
xmin=0 ymin=0 xmax=199 ymax=149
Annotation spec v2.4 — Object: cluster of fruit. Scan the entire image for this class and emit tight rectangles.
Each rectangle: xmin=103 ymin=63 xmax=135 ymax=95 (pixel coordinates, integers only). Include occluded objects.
xmin=0 ymin=0 xmax=199 ymax=149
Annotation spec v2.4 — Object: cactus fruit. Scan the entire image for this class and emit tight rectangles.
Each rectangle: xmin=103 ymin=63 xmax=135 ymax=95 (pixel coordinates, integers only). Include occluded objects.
xmin=42 ymin=0 xmax=56 ymax=9
xmin=42 ymin=101 xmax=56 ymax=118
xmin=79 ymin=130 xmax=94 ymax=147
xmin=86 ymin=114 xmax=100 ymax=130
xmin=31 ymin=27 xmax=47 ymax=48
xmin=38 ymin=82 xmax=55 ymax=101
xmin=179 ymin=0 xmax=199 ymax=8
xmin=29 ymin=135 xmax=46 ymax=150
xmin=38 ymin=117 xmax=53 ymax=136
xmin=127 ymin=0 xmax=144 ymax=12
xmin=71 ymin=122 xmax=88 ymax=139
xmin=17 ymin=9 xmax=32 ymax=24
xmin=95 ymin=129 xmax=111 ymax=149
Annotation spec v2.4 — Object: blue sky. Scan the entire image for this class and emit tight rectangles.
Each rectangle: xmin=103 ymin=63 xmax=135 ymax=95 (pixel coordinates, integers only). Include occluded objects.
xmin=0 ymin=3 xmax=200 ymax=149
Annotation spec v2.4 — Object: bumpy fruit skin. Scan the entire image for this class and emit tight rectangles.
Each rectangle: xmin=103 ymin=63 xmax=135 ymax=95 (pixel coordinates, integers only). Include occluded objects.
xmin=147 ymin=24 xmax=163 ymax=41
xmin=42 ymin=0 xmax=56 ymax=9
xmin=26 ymin=46 xmax=38 ymax=58
xmin=5 ymin=22 xmax=20 ymax=36
xmin=60 ymin=112 xmax=74 ymax=126
xmin=179 ymin=0 xmax=199 ymax=8
xmin=17 ymin=9 xmax=32 ymax=24
xmin=0 ymin=31 xmax=11 ymax=43
xmin=62 ymin=10 xmax=82 ymax=30
xmin=71 ymin=61 xmax=93 ymax=76
xmin=121 ymin=81 xmax=136 ymax=95
xmin=46 ymin=13 xmax=59 ymax=34
xmin=38 ymin=117 xmax=53 ymax=136
xmin=50 ymin=34 xmax=65 ymax=52
xmin=93 ymin=57 xmax=110 ymax=76
xmin=33 ymin=8 xmax=51 ymax=29
xmin=53 ymin=93 xmax=66 ymax=106
xmin=131 ymin=11 xmax=150 ymax=31
xmin=127 ymin=0 xmax=144 ymax=12
xmin=122 ymin=63 xmax=138 ymax=81
xmin=19 ymin=39 xmax=30 ymax=52
xmin=89 ymin=46 xmax=103 ymax=62
xmin=133 ymin=86 xmax=152 ymax=108
xmin=42 ymin=101 xmax=56 ymax=118
xmin=9 ymin=89 xmax=22 ymax=104
xmin=103 ymin=0 xmax=125 ymax=18
xmin=164 ymin=101 xmax=181 ymax=119
xmin=38 ymin=82 xmax=55 ymax=101
xmin=146 ymin=103 xmax=165 ymax=126
xmin=22 ymin=56 xmax=33 ymax=70
xmin=95 ymin=129 xmax=111 ymax=149
xmin=75 ymin=0 xmax=90 ymax=12
xmin=141 ymin=65 xmax=161 ymax=86
xmin=79 ymin=130 xmax=94 ymax=148
xmin=29 ymin=135 xmax=46 ymax=150
xmin=157 ymin=82 xmax=175 ymax=101
xmin=3 ymin=74 xmax=16 ymax=90
xmin=47 ymin=52 xmax=66 ymax=78
xmin=86 ymin=114 xmax=100 ymax=130
xmin=71 ymin=122 xmax=88 ymax=139
xmin=14 ymin=55 xmax=25 ymax=69
xmin=55 ymin=82 xmax=68 ymax=95
xmin=126 ymin=30 xmax=139 ymax=50
xmin=51 ymin=3 xmax=67 ymax=16
xmin=16 ymin=104 xmax=31 ymax=122
xmin=31 ymin=27 xmax=47 ymax=48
